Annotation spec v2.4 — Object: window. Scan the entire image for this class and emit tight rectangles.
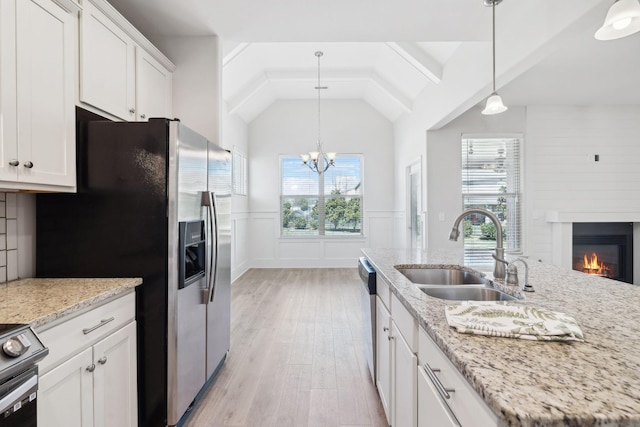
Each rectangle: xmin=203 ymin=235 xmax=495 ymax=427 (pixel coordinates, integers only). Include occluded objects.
xmin=233 ymin=147 xmax=247 ymax=196
xmin=461 ymin=137 xmax=522 ymax=265
xmin=281 ymin=155 xmax=362 ymax=236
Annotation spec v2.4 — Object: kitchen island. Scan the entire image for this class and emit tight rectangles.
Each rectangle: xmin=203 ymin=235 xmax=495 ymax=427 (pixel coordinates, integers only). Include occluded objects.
xmin=362 ymin=248 xmax=640 ymax=427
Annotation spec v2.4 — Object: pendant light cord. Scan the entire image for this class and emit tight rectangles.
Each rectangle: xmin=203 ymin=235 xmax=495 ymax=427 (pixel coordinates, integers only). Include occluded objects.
xmin=492 ymin=1 xmax=496 ymax=93
xmin=316 ymin=51 xmax=322 ymax=151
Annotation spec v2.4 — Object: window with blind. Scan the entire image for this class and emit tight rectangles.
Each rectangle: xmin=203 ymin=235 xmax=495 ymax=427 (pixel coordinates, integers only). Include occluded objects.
xmin=461 ymin=137 xmax=522 ymax=266
xmin=281 ymin=155 xmax=362 ymax=237
xmin=233 ymin=148 xmax=247 ymax=196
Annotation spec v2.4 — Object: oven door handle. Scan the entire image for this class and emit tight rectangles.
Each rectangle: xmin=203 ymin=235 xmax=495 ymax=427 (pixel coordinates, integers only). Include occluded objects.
xmin=0 ymin=374 xmax=37 ymax=413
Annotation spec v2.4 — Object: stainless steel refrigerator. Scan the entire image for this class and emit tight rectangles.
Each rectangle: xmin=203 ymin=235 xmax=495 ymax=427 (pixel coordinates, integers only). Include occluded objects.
xmin=36 ymin=111 xmax=231 ymax=427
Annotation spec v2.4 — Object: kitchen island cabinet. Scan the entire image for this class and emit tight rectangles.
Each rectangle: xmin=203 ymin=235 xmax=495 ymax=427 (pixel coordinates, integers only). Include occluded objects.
xmin=376 ymin=273 xmax=418 ymax=427
xmin=362 ymin=248 xmax=640 ymax=427
xmin=0 ymin=0 xmax=77 ymax=191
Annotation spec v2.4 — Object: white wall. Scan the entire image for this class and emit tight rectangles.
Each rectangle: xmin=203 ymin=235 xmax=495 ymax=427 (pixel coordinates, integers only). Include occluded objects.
xmin=155 ymin=36 xmax=221 ymax=145
xmin=223 ymin=103 xmax=250 ymax=281
xmin=247 ymin=99 xmax=394 ymax=268
xmin=425 ymin=107 xmax=527 ymax=251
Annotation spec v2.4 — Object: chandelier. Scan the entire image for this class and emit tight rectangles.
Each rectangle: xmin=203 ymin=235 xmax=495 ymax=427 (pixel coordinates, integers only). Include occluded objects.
xmin=300 ymin=51 xmax=336 ymax=174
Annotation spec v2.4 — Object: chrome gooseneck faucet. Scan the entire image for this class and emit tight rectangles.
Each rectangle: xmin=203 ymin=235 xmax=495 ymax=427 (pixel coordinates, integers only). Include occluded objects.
xmin=449 ymin=208 xmax=505 ymax=280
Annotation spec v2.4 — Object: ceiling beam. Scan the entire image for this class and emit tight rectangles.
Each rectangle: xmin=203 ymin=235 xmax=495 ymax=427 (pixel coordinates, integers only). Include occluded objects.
xmin=226 ymin=68 xmax=414 ymax=117
xmin=222 ymin=42 xmax=251 ymax=67
xmin=386 ymin=42 xmax=442 ymax=84
xmin=227 ymin=73 xmax=269 ymax=115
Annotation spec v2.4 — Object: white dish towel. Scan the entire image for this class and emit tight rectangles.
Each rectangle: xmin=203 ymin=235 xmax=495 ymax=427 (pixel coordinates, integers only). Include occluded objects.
xmin=445 ymin=303 xmax=585 ymax=342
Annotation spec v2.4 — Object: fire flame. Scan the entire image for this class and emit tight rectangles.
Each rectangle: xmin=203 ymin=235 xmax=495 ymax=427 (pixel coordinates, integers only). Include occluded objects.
xmin=582 ymin=252 xmax=610 ymax=277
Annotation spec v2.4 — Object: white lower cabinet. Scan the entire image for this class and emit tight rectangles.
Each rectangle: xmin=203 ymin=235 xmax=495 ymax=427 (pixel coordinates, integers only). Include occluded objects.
xmin=92 ymin=322 xmax=138 ymax=427
xmin=376 ymin=288 xmax=417 ymax=427
xmin=38 ymin=348 xmax=94 ymax=427
xmin=373 ymin=280 xmax=500 ymax=427
xmin=391 ymin=321 xmax=417 ymax=427
xmin=418 ymin=328 xmax=500 ymax=427
xmin=417 ymin=364 xmax=460 ymax=427
xmin=375 ymin=297 xmax=392 ymax=424
xmin=37 ymin=293 xmax=137 ymax=427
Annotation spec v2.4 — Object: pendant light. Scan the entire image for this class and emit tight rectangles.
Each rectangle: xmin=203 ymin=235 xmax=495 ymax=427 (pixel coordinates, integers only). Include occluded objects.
xmin=482 ymin=0 xmax=508 ymax=115
xmin=595 ymin=0 xmax=640 ymax=40
xmin=300 ymin=51 xmax=336 ymax=174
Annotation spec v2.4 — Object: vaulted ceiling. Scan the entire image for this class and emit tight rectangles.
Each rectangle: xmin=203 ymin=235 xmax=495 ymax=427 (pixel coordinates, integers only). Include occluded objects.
xmin=108 ymin=0 xmax=640 ymax=125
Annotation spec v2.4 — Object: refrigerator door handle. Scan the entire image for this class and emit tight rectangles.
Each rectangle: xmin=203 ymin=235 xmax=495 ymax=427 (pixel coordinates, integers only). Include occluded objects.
xmin=201 ymin=191 xmax=219 ymax=304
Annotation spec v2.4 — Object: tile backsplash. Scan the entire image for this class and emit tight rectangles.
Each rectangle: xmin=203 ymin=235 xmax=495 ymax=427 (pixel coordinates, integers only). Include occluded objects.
xmin=0 ymin=193 xmax=18 ymax=283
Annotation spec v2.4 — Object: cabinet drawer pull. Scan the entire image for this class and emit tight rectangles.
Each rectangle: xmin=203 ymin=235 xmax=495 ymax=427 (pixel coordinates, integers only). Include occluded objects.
xmin=8 ymin=160 xmax=19 ymax=167
xmin=23 ymin=161 xmax=33 ymax=168
xmin=82 ymin=317 xmax=115 ymax=335
xmin=97 ymin=356 xmax=108 ymax=365
xmin=424 ymin=363 xmax=455 ymax=400
xmin=86 ymin=364 xmax=95 ymax=372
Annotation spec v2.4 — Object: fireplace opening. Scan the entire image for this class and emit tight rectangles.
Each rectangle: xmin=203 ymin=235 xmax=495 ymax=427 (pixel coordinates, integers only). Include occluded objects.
xmin=572 ymin=222 xmax=633 ymax=283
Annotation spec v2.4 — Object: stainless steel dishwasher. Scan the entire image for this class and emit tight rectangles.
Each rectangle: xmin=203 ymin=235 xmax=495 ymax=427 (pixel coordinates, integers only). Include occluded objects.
xmin=358 ymin=257 xmax=376 ymax=382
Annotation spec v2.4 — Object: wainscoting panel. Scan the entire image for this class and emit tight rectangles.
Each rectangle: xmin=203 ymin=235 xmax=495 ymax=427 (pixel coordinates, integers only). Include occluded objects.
xmin=367 ymin=214 xmax=394 ymax=248
xmin=323 ymin=239 xmax=368 ymax=261
xmin=279 ymin=239 xmax=322 ymax=260
xmin=242 ymin=211 xmax=395 ymax=269
xmin=248 ymin=214 xmax=278 ymax=263
xmin=231 ymin=214 xmax=250 ymax=282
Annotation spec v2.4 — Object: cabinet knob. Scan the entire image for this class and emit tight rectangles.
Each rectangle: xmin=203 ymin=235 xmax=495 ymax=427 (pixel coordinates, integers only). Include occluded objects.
xmin=8 ymin=160 xmax=19 ymax=167
xmin=383 ymin=326 xmax=389 ymax=332
xmin=140 ymin=114 xmax=146 ymax=120
xmin=388 ymin=335 xmax=394 ymax=341
xmin=86 ymin=364 xmax=96 ymax=372
xmin=23 ymin=161 xmax=33 ymax=169
xmin=129 ymin=108 xmax=135 ymax=115
xmin=98 ymin=356 xmax=108 ymax=365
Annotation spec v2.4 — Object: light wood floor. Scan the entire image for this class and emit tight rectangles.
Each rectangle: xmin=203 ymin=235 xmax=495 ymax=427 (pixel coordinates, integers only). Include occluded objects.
xmin=182 ymin=268 xmax=388 ymax=427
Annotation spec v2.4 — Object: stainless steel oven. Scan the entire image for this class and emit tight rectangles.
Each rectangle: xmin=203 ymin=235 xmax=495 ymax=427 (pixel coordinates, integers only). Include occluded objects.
xmin=0 ymin=325 xmax=48 ymax=427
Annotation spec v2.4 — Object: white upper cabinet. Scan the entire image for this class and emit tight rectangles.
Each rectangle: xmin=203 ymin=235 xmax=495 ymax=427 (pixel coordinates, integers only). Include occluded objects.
xmin=80 ymin=0 xmax=135 ymax=121
xmin=79 ymin=0 xmax=174 ymax=121
xmin=136 ymin=48 xmax=172 ymax=121
xmin=0 ymin=0 xmax=77 ymax=191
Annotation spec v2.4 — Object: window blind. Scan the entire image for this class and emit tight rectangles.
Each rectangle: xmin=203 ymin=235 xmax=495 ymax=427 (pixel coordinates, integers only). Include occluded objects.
xmin=461 ymin=137 xmax=522 ymax=266
xmin=232 ymin=148 xmax=247 ymax=196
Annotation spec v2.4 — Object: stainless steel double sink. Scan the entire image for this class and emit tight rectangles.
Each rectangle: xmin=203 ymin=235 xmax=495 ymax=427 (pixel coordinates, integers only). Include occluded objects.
xmin=396 ymin=267 xmax=517 ymax=301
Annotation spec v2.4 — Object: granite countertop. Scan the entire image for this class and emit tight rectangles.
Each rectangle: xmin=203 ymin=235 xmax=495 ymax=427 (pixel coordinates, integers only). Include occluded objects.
xmin=361 ymin=248 xmax=640 ymax=427
xmin=0 ymin=278 xmax=142 ymax=329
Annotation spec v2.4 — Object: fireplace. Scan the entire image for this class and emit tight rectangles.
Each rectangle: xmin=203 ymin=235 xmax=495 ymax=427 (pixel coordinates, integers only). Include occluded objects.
xmin=572 ymin=222 xmax=633 ymax=283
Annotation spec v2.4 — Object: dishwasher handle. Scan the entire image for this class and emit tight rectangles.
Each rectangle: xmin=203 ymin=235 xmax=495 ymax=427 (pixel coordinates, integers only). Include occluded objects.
xmin=358 ymin=257 xmax=376 ymax=294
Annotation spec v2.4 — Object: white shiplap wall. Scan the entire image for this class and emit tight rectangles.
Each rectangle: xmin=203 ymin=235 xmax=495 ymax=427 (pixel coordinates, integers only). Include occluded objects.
xmin=525 ymin=105 xmax=640 ymax=264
